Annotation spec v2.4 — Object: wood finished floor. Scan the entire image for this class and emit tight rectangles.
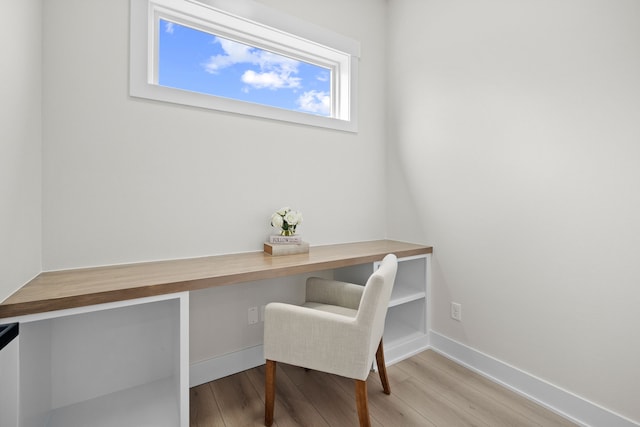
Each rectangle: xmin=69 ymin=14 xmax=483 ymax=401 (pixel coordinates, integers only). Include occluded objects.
xmin=190 ymin=349 xmax=576 ymax=427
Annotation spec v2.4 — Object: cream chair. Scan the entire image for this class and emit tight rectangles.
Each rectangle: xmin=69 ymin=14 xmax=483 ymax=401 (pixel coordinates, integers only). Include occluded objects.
xmin=263 ymin=254 xmax=398 ymax=427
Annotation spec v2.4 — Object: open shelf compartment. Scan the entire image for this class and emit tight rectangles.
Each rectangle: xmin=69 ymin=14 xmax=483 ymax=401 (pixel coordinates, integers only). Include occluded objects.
xmin=334 ymin=253 xmax=430 ymax=366
xmin=15 ymin=293 xmax=188 ymax=427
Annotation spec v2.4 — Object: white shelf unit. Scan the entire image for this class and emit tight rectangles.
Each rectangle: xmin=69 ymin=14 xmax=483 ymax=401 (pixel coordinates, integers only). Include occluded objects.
xmin=1 ymin=292 xmax=189 ymax=427
xmin=334 ymin=254 xmax=430 ymax=365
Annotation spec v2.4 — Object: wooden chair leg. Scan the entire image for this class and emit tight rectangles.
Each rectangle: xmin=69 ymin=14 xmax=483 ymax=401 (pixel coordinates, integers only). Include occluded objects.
xmin=355 ymin=379 xmax=371 ymax=427
xmin=265 ymin=360 xmax=276 ymax=426
xmin=375 ymin=339 xmax=391 ymax=394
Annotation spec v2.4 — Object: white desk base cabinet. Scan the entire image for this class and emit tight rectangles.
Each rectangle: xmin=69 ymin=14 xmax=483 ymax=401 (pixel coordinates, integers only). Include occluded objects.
xmin=2 ymin=293 xmax=189 ymax=427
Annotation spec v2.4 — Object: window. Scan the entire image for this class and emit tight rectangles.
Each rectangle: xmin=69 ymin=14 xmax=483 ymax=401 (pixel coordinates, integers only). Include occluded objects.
xmin=158 ymin=20 xmax=332 ymax=117
xmin=130 ymin=0 xmax=360 ymax=132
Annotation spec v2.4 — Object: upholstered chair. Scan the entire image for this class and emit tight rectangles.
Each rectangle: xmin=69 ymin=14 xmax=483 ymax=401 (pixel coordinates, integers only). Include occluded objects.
xmin=263 ymin=253 xmax=398 ymax=427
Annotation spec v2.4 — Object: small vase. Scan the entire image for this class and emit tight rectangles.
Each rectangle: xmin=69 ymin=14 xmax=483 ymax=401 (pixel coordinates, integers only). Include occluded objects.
xmin=280 ymin=229 xmax=295 ymax=236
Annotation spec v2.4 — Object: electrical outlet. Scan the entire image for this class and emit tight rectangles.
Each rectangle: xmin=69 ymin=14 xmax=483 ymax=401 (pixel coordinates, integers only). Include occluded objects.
xmin=451 ymin=302 xmax=462 ymax=321
xmin=248 ymin=307 xmax=258 ymax=325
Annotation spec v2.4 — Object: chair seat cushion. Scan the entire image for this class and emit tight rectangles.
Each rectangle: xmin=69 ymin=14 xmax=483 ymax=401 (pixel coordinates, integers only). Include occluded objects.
xmin=303 ymin=302 xmax=358 ymax=318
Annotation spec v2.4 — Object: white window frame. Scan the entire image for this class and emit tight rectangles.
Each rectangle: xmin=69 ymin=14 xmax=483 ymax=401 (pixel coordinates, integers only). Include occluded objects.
xmin=130 ymin=0 xmax=360 ymax=132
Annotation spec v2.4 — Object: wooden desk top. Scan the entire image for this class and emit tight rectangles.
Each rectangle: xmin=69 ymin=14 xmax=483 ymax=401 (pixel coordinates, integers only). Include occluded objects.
xmin=0 ymin=240 xmax=431 ymax=318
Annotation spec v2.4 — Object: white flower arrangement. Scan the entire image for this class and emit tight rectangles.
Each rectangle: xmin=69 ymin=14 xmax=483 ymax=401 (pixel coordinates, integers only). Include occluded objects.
xmin=270 ymin=207 xmax=303 ymax=236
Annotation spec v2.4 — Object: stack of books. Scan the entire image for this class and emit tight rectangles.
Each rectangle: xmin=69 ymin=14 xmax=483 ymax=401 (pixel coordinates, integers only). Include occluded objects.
xmin=264 ymin=235 xmax=309 ymax=256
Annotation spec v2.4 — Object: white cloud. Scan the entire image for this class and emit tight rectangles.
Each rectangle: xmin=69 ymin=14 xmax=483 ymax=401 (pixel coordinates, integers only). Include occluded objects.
xmin=203 ymin=37 xmax=302 ymax=90
xmin=297 ymin=90 xmax=330 ymax=116
xmin=203 ymin=38 xmax=255 ymax=73
xmin=242 ymin=70 xmax=301 ymax=89
xmin=165 ymin=22 xmax=175 ymax=34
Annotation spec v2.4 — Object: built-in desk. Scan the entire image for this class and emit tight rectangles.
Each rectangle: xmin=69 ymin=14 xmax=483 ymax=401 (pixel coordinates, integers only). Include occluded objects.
xmin=0 ymin=240 xmax=430 ymax=318
xmin=0 ymin=240 xmax=432 ymax=427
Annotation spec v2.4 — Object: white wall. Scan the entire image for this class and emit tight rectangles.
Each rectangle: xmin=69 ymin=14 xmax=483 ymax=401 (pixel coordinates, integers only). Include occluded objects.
xmin=387 ymin=0 xmax=640 ymax=423
xmin=0 ymin=0 xmax=42 ymax=303
xmin=41 ymin=0 xmax=388 ymax=271
xmin=40 ymin=0 xmax=388 ymax=363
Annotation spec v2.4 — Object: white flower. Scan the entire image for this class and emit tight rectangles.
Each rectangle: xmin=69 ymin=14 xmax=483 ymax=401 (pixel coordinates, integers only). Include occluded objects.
xmin=284 ymin=211 xmax=300 ymax=226
xmin=270 ymin=207 xmax=303 ymax=234
xmin=271 ymin=213 xmax=284 ymax=228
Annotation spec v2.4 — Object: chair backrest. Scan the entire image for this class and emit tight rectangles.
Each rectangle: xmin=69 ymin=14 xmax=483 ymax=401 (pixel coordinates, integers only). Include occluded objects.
xmin=355 ymin=254 xmax=398 ymax=366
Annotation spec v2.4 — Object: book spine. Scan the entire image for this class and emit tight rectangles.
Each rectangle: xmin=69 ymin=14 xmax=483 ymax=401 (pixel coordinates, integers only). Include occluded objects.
xmin=269 ymin=235 xmax=302 ymax=244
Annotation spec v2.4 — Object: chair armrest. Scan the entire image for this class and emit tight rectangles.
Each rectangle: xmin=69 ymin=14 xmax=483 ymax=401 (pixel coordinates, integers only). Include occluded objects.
xmin=305 ymin=277 xmax=364 ymax=310
xmin=264 ymin=302 xmax=372 ymax=380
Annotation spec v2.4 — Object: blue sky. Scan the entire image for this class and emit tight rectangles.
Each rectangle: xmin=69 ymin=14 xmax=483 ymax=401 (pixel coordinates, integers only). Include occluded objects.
xmin=158 ymin=19 xmax=331 ymax=116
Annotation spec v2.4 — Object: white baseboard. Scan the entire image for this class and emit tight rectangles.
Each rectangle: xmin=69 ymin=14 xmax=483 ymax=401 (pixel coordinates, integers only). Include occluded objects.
xmin=430 ymin=331 xmax=639 ymax=427
xmin=190 ymin=345 xmax=265 ymax=387
xmin=385 ymin=335 xmax=431 ymax=366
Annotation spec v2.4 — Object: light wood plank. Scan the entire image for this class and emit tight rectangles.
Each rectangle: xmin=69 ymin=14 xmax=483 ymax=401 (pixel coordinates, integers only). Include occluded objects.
xmin=189 ymin=384 xmax=225 ymax=427
xmin=246 ymin=364 xmax=330 ymax=427
xmin=394 ymin=376 xmax=491 ymax=426
xmin=192 ymin=350 xmax=577 ymax=427
xmin=210 ymin=372 xmax=264 ymax=426
xmin=331 ymin=369 xmax=434 ymax=427
xmin=280 ymin=364 xmax=384 ymax=427
xmin=417 ymin=350 xmax=577 ymax=427
xmin=397 ymin=356 xmax=536 ymax=426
